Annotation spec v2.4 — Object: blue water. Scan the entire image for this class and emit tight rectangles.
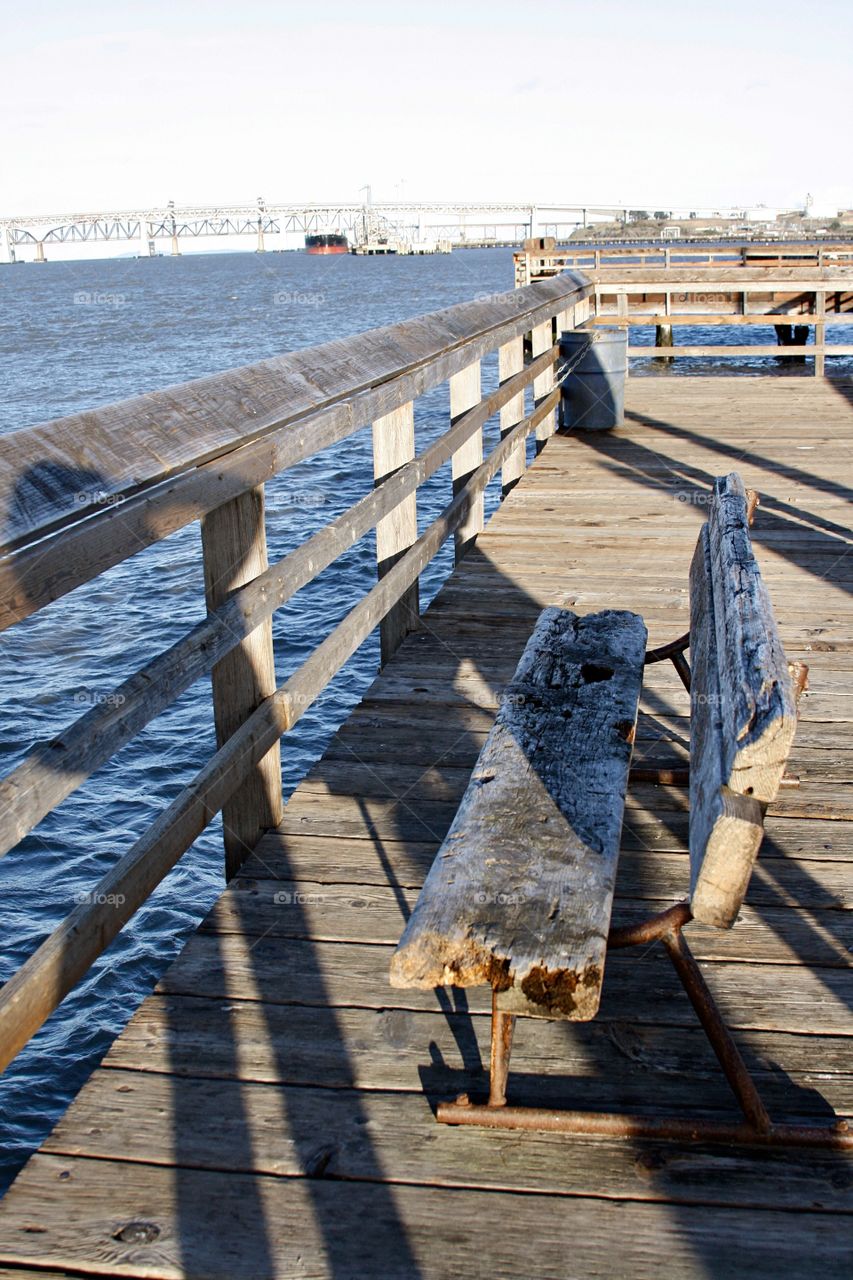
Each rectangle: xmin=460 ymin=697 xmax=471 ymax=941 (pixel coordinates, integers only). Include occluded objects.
xmin=0 ymin=249 xmax=849 ymax=1192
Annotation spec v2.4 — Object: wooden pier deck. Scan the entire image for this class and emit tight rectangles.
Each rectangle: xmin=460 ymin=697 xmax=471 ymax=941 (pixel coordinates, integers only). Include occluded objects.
xmin=1 ymin=374 xmax=851 ymax=1278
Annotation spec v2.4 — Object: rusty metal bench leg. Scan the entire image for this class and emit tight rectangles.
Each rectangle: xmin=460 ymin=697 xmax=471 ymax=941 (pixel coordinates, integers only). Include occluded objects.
xmin=616 ymin=905 xmax=772 ymax=1136
xmin=488 ymin=992 xmax=516 ymax=1108
xmin=437 ymin=903 xmax=853 ymax=1149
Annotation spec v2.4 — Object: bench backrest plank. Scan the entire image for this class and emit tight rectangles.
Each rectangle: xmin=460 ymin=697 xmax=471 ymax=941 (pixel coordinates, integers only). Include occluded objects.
xmin=689 ymin=522 xmax=765 ymax=928
xmin=689 ymin=473 xmax=798 ymax=928
xmin=390 ymin=608 xmax=647 ymax=1021
xmin=706 ymin=473 xmax=797 ymax=800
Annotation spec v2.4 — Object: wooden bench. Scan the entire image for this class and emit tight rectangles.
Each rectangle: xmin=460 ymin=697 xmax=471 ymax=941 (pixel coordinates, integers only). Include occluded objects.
xmin=391 ymin=472 xmax=850 ymax=1149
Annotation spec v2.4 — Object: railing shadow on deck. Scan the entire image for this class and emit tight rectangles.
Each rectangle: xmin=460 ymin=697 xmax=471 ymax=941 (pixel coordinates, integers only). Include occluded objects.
xmin=621 ymin=409 xmax=853 ymax=565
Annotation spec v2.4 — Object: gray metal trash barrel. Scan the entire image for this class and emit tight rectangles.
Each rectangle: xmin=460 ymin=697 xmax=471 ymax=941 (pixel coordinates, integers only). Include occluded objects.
xmin=559 ymin=328 xmax=628 ymax=430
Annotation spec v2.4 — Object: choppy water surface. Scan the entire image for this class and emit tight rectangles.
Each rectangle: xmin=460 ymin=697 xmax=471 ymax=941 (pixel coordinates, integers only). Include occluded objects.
xmin=0 ymin=248 xmax=847 ymax=1190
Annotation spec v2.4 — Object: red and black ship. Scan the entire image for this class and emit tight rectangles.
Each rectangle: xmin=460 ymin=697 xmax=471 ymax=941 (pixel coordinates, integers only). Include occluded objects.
xmin=305 ymin=233 xmax=349 ymax=255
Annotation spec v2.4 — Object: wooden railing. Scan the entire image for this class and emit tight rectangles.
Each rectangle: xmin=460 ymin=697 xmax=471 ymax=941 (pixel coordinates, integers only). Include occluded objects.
xmin=589 ymin=267 xmax=853 ymax=376
xmin=514 ymin=240 xmax=853 ymax=287
xmin=517 ymin=251 xmax=853 ymax=376
xmin=0 ymin=272 xmax=592 ymax=1071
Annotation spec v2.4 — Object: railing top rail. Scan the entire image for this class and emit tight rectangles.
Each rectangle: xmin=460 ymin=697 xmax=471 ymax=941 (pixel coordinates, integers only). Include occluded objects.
xmin=587 ymin=266 xmax=853 ymax=285
xmin=0 ymin=273 xmax=588 ymax=560
xmin=516 ymin=239 xmax=853 ymax=254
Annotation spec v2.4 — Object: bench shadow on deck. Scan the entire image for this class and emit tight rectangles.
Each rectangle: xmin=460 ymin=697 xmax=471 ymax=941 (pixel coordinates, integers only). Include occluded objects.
xmin=0 ymin=377 xmax=851 ymax=1278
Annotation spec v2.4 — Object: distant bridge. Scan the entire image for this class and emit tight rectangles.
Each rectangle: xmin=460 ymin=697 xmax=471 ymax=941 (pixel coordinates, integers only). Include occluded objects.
xmin=0 ymin=200 xmax=631 ymax=261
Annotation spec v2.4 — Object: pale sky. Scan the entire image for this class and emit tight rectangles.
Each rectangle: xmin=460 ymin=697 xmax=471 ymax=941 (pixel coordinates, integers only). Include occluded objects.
xmin=3 ymin=0 xmax=851 ymax=217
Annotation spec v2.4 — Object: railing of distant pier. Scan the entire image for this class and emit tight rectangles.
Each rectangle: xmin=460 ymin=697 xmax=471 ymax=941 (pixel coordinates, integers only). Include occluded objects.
xmin=517 ymin=254 xmax=853 ymax=376
xmin=514 ymin=240 xmax=853 ymax=286
xmin=590 ymin=267 xmax=853 ymax=375
xmin=0 ymin=273 xmax=593 ymax=1071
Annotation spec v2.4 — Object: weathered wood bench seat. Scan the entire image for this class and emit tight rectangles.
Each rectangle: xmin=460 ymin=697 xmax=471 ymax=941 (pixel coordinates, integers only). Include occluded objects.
xmin=390 ymin=606 xmax=648 ymax=1020
xmin=391 ymin=472 xmax=849 ymax=1149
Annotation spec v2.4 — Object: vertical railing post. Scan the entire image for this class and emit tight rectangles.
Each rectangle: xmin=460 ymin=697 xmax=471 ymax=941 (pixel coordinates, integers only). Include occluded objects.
xmin=449 ymin=361 xmax=483 ymax=561
xmin=531 ymin=318 xmax=555 ymax=452
xmin=555 ymin=301 xmax=574 ymax=353
xmin=201 ymin=485 xmax=282 ymax=880
xmin=372 ymin=401 xmax=419 ymax=665
xmin=815 ymin=289 xmax=826 ymax=378
xmin=498 ymin=336 xmax=525 ymax=496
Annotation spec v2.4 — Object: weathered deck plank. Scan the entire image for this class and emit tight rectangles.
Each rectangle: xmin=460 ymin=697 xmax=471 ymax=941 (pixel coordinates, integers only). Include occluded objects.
xmin=2 ymin=1153 xmax=850 ymax=1280
xmin=1 ymin=375 xmax=851 ymax=1277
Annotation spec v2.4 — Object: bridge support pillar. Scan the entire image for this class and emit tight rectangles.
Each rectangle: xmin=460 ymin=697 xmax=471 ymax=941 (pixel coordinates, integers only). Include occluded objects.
xmin=257 ymin=220 xmax=266 ymax=253
xmin=139 ymin=219 xmax=155 ymax=257
xmin=34 ymin=240 xmax=46 ymax=263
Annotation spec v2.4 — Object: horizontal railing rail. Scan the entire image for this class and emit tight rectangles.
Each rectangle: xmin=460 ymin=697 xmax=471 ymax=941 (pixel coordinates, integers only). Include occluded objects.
xmin=0 ymin=273 xmax=593 ymax=1072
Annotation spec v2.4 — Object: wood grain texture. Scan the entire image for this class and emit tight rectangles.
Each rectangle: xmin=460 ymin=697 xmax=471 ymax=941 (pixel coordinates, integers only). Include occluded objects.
xmin=203 ymin=877 xmax=853 ymax=967
xmin=531 ymin=319 xmax=556 ymax=445
xmin=689 ymin=521 xmax=765 ymax=928
xmin=372 ymin=400 xmax=419 ymax=664
xmin=40 ymin=1071 xmax=853 ymax=1210
xmin=160 ymin=934 xmax=853 ymax=1033
xmin=498 ymin=335 xmax=525 ymax=494
xmin=707 ymin=472 xmax=798 ymax=802
xmin=689 ymin=471 xmax=800 ymax=927
xmin=391 ymin=608 xmax=647 ymax=1019
xmin=201 ymin=485 xmax=282 ymax=878
xmin=103 ymin=994 xmax=853 ymax=1111
xmin=449 ymin=360 xmax=483 ymax=560
xmin=2 ymin=1153 xmax=848 ymax=1280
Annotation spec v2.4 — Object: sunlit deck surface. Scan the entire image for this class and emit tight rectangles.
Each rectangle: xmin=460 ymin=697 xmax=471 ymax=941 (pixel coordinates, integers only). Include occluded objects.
xmin=1 ymin=375 xmax=851 ymax=1278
